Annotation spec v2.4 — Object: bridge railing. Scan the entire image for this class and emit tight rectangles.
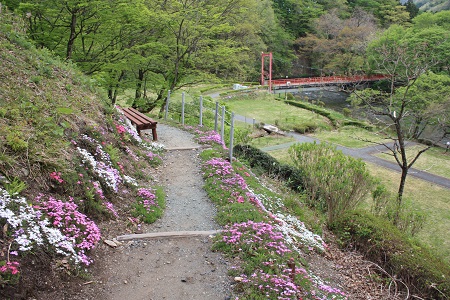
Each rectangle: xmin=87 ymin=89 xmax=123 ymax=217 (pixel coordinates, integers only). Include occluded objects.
xmin=272 ymin=74 xmax=388 ymax=87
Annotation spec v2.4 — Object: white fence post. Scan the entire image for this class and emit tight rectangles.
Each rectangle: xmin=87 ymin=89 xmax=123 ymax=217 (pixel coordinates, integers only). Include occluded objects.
xmin=214 ymin=102 xmax=219 ymax=132
xmin=229 ymin=112 xmax=235 ymax=162
xmin=199 ymin=96 xmax=203 ymax=126
xmin=181 ymin=92 xmax=185 ymax=126
xmin=221 ymin=106 xmax=225 ymax=141
xmin=164 ymin=90 xmax=171 ymax=121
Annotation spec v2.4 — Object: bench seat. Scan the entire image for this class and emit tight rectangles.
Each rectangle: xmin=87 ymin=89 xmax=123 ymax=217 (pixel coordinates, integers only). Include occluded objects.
xmin=120 ymin=107 xmax=158 ymax=141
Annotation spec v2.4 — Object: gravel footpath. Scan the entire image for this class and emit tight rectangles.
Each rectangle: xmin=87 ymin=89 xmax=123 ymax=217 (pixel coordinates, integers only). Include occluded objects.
xmin=72 ymin=124 xmax=232 ymax=300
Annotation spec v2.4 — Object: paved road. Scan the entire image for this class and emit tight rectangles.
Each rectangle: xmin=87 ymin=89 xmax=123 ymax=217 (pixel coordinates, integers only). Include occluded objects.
xmin=259 ymin=131 xmax=450 ymax=190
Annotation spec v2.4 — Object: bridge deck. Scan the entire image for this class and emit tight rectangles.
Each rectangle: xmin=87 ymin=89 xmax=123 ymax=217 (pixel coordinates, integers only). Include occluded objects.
xmin=271 ymin=74 xmax=387 ymax=89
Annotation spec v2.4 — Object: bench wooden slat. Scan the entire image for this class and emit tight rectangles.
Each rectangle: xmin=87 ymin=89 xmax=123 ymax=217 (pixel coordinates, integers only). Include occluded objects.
xmin=123 ymin=108 xmax=154 ymax=124
xmin=119 ymin=107 xmax=158 ymax=141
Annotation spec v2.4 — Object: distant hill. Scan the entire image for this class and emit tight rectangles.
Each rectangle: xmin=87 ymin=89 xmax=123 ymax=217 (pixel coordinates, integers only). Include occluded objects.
xmin=413 ymin=0 xmax=450 ymax=11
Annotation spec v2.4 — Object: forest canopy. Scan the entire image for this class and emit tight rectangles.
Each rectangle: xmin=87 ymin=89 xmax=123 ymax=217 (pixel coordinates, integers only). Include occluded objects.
xmin=2 ymin=0 xmax=445 ymax=110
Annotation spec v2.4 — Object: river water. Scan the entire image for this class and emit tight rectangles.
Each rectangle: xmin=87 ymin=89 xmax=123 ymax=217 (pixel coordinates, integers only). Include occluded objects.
xmin=274 ymin=86 xmax=448 ymax=145
xmin=275 ymin=86 xmax=351 ymax=112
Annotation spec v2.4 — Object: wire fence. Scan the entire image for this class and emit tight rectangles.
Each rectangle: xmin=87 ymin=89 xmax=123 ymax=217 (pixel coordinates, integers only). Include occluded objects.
xmin=163 ymin=91 xmax=242 ymax=161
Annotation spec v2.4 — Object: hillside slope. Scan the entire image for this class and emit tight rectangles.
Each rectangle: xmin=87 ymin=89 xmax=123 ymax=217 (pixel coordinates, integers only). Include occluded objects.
xmin=414 ymin=0 xmax=450 ymax=11
xmin=0 ymin=11 xmax=166 ymax=298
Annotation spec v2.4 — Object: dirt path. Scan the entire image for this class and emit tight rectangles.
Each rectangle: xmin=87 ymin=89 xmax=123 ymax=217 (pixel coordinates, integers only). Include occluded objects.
xmin=72 ymin=124 xmax=232 ymax=300
xmin=33 ymin=124 xmax=401 ymax=299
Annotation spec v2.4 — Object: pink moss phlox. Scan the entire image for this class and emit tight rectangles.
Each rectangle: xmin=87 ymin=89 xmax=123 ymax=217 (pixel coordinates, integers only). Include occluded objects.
xmin=318 ymin=284 xmax=347 ymax=298
xmin=49 ymin=172 xmax=64 ymax=183
xmin=125 ymin=146 xmax=140 ymax=161
xmin=240 ymin=268 xmax=302 ymax=299
xmin=194 ymin=130 xmax=226 ymax=148
xmin=36 ymin=196 xmax=101 ymax=265
xmin=222 ymin=221 xmax=291 ymax=256
xmin=146 ymin=152 xmax=162 ymax=161
xmin=92 ymin=181 xmax=105 ymax=199
xmin=137 ymin=188 xmax=157 ymax=212
xmin=204 ymin=158 xmax=247 ymax=190
xmin=104 ymin=202 xmax=119 ymax=218
xmin=0 ymin=261 xmax=20 ymax=275
xmin=115 ymin=123 xmax=126 ymax=135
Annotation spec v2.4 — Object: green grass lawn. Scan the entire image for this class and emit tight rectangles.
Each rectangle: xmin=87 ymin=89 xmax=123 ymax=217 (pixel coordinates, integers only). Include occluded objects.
xmin=223 ymin=93 xmax=331 ymax=132
xmin=366 ymin=162 xmax=450 ymax=263
xmin=376 ymin=146 xmax=450 ymax=178
xmin=312 ymin=126 xmax=391 ymax=148
xmin=266 ymin=148 xmax=293 ymax=164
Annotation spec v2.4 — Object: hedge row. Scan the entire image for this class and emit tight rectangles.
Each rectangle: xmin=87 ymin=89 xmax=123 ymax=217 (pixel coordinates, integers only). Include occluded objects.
xmin=233 ymin=144 xmax=304 ymax=191
xmin=285 ymin=100 xmax=374 ymax=130
xmin=331 ymin=210 xmax=450 ymax=299
xmin=285 ymin=100 xmax=339 ymax=127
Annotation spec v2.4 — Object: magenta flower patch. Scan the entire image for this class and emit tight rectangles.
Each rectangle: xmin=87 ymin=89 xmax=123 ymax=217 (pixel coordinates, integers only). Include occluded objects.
xmin=36 ymin=195 xmax=101 ymax=265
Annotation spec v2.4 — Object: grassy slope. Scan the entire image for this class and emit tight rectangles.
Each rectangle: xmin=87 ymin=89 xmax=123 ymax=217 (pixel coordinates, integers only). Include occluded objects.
xmin=0 ymin=25 xmax=106 ymax=194
xmin=0 ymin=13 xmax=164 ymax=298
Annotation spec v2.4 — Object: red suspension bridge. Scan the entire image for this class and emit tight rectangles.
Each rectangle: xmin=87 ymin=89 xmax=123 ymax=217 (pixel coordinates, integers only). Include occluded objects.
xmin=270 ymin=74 xmax=388 ymax=89
xmin=261 ymin=52 xmax=388 ymax=91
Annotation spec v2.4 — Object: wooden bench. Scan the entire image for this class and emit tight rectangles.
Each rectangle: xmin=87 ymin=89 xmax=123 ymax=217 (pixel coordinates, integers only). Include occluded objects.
xmin=120 ymin=107 xmax=158 ymax=141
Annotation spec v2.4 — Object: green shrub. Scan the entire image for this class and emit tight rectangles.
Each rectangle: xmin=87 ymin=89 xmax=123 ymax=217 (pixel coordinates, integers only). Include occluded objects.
xmin=3 ymin=177 xmax=27 ymax=195
xmin=331 ymin=211 xmax=450 ymax=299
xmin=289 ymin=142 xmax=374 ymax=223
xmin=6 ymin=131 xmax=28 ymax=152
xmin=233 ymin=145 xmax=304 ymax=192
xmin=342 ymin=107 xmax=352 ymax=117
xmin=292 ymin=122 xmax=318 ymax=134
xmin=342 ymin=120 xmax=373 ymax=130
xmin=234 ymin=126 xmax=253 ymax=145
xmin=371 ymin=185 xmax=426 ymax=237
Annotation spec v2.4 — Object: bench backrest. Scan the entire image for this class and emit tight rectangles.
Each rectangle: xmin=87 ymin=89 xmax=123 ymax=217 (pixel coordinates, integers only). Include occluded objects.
xmin=122 ymin=107 xmax=156 ymax=125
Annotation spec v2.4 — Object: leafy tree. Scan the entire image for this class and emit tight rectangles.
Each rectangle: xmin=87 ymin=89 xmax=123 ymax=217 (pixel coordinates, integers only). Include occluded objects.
xmin=347 ymin=0 xmax=410 ymax=27
xmin=18 ymin=0 xmax=109 ymax=60
xmin=412 ymin=11 xmax=450 ymax=74
xmin=272 ymin=0 xmax=324 ymax=38
xmin=15 ymin=0 xmax=269 ymax=107
xmin=133 ymin=0 xmax=268 ymax=113
xmin=396 ymin=72 xmax=450 ymax=139
xmin=405 ymin=0 xmax=419 ymax=19
xmin=350 ymin=24 xmax=450 ymax=222
xmin=295 ymin=8 xmax=378 ymax=75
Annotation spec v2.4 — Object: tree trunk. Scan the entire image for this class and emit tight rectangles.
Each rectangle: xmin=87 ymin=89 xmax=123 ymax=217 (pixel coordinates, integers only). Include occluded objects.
xmin=67 ymin=11 xmax=78 ymax=60
xmin=108 ymin=89 xmax=115 ymax=105
xmin=107 ymin=71 xmax=125 ymax=105
xmin=394 ymin=166 xmax=408 ymax=224
xmin=135 ymin=69 xmax=145 ymax=99
xmin=158 ymin=90 xmax=166 ymax=117
xmin=394 ymin=119 xmax=409 ymax=224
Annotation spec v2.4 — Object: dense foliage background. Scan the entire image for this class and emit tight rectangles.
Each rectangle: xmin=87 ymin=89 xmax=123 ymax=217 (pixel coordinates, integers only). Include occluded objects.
xmin=3 ymin=0 xmax=439 ymax=110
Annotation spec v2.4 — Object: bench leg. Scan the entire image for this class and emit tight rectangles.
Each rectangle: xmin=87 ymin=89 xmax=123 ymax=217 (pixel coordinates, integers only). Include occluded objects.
xmin=152 ymin=128 xmax=158 ymax=141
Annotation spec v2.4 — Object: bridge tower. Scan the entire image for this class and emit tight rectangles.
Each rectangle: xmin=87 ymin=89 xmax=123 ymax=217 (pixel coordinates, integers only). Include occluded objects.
xmin=261 ymin=52 xmax=272 ymax=93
